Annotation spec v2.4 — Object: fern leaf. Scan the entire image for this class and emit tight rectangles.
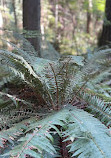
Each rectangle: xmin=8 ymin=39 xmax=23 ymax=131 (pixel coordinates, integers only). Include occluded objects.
xmin=0 ymin=49 xmax=55 ymax=108
xmin=63 ymin=106 xmax=111 ymax=158
xmin=81 ymin=92 xmax=111 ymax=126
xmin=0 ymin=117 xmax=37 ymax=153
xmin=7 ymin=124 xmax=57 ymax=157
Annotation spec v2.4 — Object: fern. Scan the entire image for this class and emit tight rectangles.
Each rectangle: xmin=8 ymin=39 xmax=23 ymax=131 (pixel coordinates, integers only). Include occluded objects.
xmin=63 ymin=106 xmax=111 ymax=158
xmin=0 ymin=49 xmax=55 ymax=108
xmin=0 ymin=37 xmax=111 ymax=157
xmin=1 ymin=106 xmax=111 ymax=158
xmin=80 ymin=91 xmax=111 ymax=126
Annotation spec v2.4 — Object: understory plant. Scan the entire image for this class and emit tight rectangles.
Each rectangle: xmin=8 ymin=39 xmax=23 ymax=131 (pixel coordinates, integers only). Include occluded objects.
xmin=0 ymin=35 xmax=111 ymax=158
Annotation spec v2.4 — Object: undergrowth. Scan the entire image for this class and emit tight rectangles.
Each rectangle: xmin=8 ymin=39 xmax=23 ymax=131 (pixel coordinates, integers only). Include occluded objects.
xmin=0 ymin=34 xmax=111 ymax=158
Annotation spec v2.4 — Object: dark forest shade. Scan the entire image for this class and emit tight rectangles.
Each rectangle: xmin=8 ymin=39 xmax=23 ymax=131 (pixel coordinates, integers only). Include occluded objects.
xmin=98 ymin=0 xmax=111 ymax=47
xmin=23 ymin=0 xmax=41 ymax=57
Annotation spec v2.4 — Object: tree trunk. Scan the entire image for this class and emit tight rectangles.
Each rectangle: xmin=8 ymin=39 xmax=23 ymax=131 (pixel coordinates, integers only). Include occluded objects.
xmin=0 ymin=11 xmax=3 ymax=35
xmin=86 ymin=0 xmax=92 ymax=34
xmin=86 ymin=12 xmax=91 ymax=34
xmin=98 ymin=0 xmax=111 ymax=47
xmin=12 ymin=0 xmax=17 ymax=28
xmin=23 ymin=0 xmax=41 ymax=57
xmin=55 ymin=0 xmax=58 ymax=31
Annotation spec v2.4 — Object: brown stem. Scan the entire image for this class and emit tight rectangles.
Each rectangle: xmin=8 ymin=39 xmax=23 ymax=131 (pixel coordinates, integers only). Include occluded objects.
xmin=70 ymin=78 xmax=89 ymax=105
xmin=48 ymin=57 xmax=71 ymax=82
xmin=59 ymin=137 xmax=70 ymax=158
xmin=49 ymin=63 xmax=59 ymax=110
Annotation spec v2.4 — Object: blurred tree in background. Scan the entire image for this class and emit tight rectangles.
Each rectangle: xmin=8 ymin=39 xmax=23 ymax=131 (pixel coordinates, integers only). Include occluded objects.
xmin=0 ymin=0 xmax=106 ymax=54
xmin=23 ymin=0 xmax=41 ymax=56
xmin=41 ymin=0 xmax=106 ymax=54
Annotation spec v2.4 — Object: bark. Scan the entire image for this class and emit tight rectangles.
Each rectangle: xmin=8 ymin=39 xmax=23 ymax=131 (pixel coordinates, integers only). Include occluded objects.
xmin=23 ymin=0 xmax=41 ymax=57
xmin=98 ymin=0 xmax=111 ymax=47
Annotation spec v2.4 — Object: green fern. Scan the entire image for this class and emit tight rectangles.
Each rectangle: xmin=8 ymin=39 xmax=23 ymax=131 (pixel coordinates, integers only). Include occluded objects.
xmin=0 ymin=38 xmax=111 ymax=157
xmin=1 ymin=106 xmax=111 ymax=158
xmin=80 ymin=91 xmax=111 ymax=126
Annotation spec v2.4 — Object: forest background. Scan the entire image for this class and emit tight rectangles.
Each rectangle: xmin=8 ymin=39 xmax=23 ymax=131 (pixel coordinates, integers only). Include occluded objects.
xmin=0 ymin=0 xmax=106 ymax=55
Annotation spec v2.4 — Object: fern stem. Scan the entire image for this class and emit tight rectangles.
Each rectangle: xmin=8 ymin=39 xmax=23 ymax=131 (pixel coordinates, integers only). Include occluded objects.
xmin=89 ymin=135 xmax=106 ymax=158
xmin=48 ymin=57 xmax=71 ymax=82
xmin=58 ymin=57 xmax=71 ymax=76
xmin=16 ymin=127 xmax=44 ymax=157
xmin=49 ymin=63 xmax=59 ymax=110
xmin=70 ymin=78 xmax=89 ymax=105
xmin=48 ymin=94 xmax=56 ymax=110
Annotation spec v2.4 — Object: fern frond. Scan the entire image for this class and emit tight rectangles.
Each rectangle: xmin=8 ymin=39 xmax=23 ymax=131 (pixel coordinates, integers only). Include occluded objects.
xmin=63 ymin=106 xmax=111 ymax=158
xmin=0 ymin=38 xmax=111 ymax=157
xmin=1 ymin=106 xmax=111 ymax=158
xmin=0 ymin=118 xmax=37 ymax=148
xmin=9 ymin=128 xmax=56 ymax=158
xmin=65 ymin=49 xmax=111 ymax=102
xmin=80 ymin=92 xmax=111 ymax=126
xmin=0 ymin=49 xmax=55 ymax=108
xmin=0 ymin=91 xmax=32 ymax=107
xmin=0 ymin=63 xmax=14 ymax=89
xmin=3 ymin=110 xmax=68 ymax=157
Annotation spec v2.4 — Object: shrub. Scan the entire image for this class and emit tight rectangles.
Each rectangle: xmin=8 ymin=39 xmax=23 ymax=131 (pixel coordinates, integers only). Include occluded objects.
xmin=0 ymin=38 xmax=111 ymax=158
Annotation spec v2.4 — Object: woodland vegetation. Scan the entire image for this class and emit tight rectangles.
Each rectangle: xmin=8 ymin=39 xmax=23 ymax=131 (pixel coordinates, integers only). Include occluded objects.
xmin=0 ymin=0 xmax=111 ymax=158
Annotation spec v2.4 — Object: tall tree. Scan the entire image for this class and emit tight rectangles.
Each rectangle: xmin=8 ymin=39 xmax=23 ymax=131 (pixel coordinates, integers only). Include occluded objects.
xmin=98 ymin=0 xmax=111 ymax=47
xmin=23 ymin=0 xmax=41 ymax=57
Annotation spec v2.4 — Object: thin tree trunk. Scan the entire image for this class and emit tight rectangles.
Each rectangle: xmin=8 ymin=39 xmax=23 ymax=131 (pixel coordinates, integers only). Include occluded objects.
xmin=55 ymin=0 xmax=58 ymax=31
xmin=86 ymin=12 xmax=91 ymax=34
xmin=0 ymin=11 xmax=3 ymax=35
xmin=12 ymin=0 xmax=17 ymax=28
xmin=23 ymin=0 xmax=41 ymax=57
xmin=86 ymin=0 xmax=92 ymax=34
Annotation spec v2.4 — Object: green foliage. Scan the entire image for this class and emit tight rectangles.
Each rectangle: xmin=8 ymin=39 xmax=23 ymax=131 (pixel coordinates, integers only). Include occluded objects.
xmin=84 ymin=0 xmax=106 ymax=13
xmin=93 ymin=0 xmax=106 ymax=12
xmin=0 ymin=38 xmax=111 ymax=157
xmin=80 ymin=91 xmax=111 ymax=126
xmin=0 ymin=106 xmax=111 ymax=158
xmin=63 ymin=106 xmax=111 ymax=158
